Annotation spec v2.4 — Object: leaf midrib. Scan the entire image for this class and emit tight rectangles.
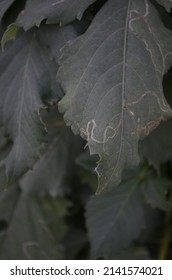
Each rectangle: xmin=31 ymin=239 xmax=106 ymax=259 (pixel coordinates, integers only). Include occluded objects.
xmin=13 ymin=36 xmax=34 ymax=176
xmin=100 ymin=0 xmax=132 ymax=191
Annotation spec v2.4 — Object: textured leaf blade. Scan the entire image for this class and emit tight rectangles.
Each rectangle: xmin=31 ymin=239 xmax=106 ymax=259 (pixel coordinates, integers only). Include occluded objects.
xmin=37 ymin=23 xmax=81 ymax=61
xmin=0 ymin=186 xmax=70 ymax=259
xmin=0 ymin=23 xmax=79 ymax=180
xmin=0 ymin=30 xmax=49 ymax=179
xmin=0 ymin=109 xmax=80 ymax=259
xmin=0 ymin=128 xmax=12 ymax=190
xmin=142 ymin=176 xmax=171 ymax=211
xmin=21 ymin=107 xmax=84 ymax=197
xmin=1 ymin=23 xmax=20 ymax=51
xmin=17 ymin=0 xmax=96 ymax=30
xmin=139 ymin=118 xmax=172 ymax=167
xmin=156 ymin=0 xmax=172 ymax=11
xmin=86 ymin=180 xmax=145 ymax=258
xmin=0 ymin=0 xmax=15 ymax=22
xmin=58 ymin=0 xmax=172 ymax=193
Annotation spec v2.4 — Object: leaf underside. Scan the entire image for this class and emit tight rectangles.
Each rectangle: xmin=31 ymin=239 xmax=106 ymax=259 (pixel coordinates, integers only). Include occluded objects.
xmin=17 ymin=0 xmax=96 ymax=30
xmin=58 ymin=0 xmax=172 ymax=193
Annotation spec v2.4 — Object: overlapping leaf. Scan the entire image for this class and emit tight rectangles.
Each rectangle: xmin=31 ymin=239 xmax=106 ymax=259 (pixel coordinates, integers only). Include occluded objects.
xmin=86 ymin=179 xmax=145 ymax=258
xmin=58 ymin=0 xmax=172 ymax=193
xmin=37 ymin=22 xmax=84 ymax=62
xmin=139 ymin=69 xmax=172 ymax=166
xmin=0 ymin=30 xmax=51 ymax=180
xmin=0 ymin=183 xmax=70 ymax=259
xmin=0 ymin=127 xmax=12 ymax=190
xmin=114 ymin=246 xmax=150 ymax=260
xmin=0 ymin=0 xmax=15 ymax=22
xmin=17 ymin=0 xmax=96 ymax=30
xmin=139 ymin=118 xmax=172 ymax=166
xmin=0 ymin=107 xmax=83 ymax=259
xmin=0 ymin=23 xmax=80 ymax=181
xmin=1 ymin=23 xmax=20 ymax=51
xmin=157 ymin=0 xmax=172 ymax=11
xmin=141 ymin=176 xmax=171 ymax=211
xmin=21 ymin=107 xmax=84 ymax=197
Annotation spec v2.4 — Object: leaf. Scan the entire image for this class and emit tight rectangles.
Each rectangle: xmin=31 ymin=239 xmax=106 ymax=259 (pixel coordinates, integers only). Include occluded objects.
xmin=1 ymin=23 xmax=20 ymax=51
xmin=139 ymin=118 xmax=172 ymax=167
xmin=86 ymin=179 xmax=145 ymax=258
xmin=0 ymin=108 xmax=81 ymax=259
xmin=156 ymin=0 xmax=172 ymax=11
xmin=0 ymin=30 xmax=49 ymax=180
xmin=57 ymin=0 xmax=172 ymax=193
xmin=0 ymin=183 xmax=20 ymax=222
xmin=0 ymin=183 xmax=70 ymax=260
xmin=37 ymin=22 xmax=82 ymax=61
xmin=64 ymin=227 xmax=88 ymax=259
xmin=141 ymin=176 xmax=171 ymax=211
xmin=0 ymin=23 xmax=80 ymax=181
xmin=114 ymin=246 xmax=151 ymax=260
xmin=0 ymin=0 xmax=15 ymax=22
xmin=0 ymin=128 xmax=12 ymax=190
xmin=17 ymin=0 xmax=96 ymax=31
xmin=20 ymin=107 xmax=84 ymax=197
xmin=75 ymin=148 xmax=98 ymax=172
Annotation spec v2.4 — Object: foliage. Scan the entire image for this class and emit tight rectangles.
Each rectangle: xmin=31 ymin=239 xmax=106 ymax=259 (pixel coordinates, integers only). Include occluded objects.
xmin=0 ymin=0 xmax=172 ymax=260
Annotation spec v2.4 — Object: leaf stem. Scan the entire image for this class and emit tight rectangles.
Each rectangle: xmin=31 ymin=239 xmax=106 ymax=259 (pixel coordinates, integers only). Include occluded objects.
xmin=158 ymin=191 xmax=172 ymax=259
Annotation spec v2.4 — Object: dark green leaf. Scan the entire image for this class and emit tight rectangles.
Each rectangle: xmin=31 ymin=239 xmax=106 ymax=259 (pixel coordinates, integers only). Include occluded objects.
xmin=0 ymin=108 xmax=81 ymax=259
xmin=86 ymin=179 xmax=145 ymax=258
xmin=58 ymin=0 xmax=172 ymax=193
xmin=0 ymin=184 xmax=20 ymax=222
xmin=0 ymin=128 xmax=12 ymax=190
xmin=0 ymin=0 xmax=15 ymax=22
xmin=21 ymin=107 xmax=84 ymax=197
xmin=17 ymin=0 xmax=96 ymax=30
xmin=75 ymin=148 xmax=98 ymax=172
xmin=114 ymin=246 xmax=151 ymax=260
xmin=0 ymin=183 xmax=70 ymax=259
xmin=156 ymin=0 xmax=172 ymax=11
xmin=139 ymin=118 xmax=172 ymax=167
xmin=37 ymin=22 xmax=81 ymax=61
xmin=0 ymin=23 xmax=79 ymax=180
xmin=142 ymin=176 xmax=171 ymax=211
xmin=64 ymin=227 xmax=88 ymax=259
xmin=0 ymin=30 xmax=49 ymax=179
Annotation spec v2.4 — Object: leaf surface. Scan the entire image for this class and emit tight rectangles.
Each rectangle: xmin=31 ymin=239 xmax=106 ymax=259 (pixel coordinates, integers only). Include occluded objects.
xmin=139 ymin=118 xmax=172 ymax=166
xmin=0 ymin=185 xmax=70 ymax=259
xmin=0 ymin=0 xmax=15 ymax=22
xmin=0 ymin=108 xmax=81 ymax=259
xmin=21 ymin=107 xmax=84 ymax=197
xmin=156 ymin=0 xmax=172 ymax=11
xmin=0 ymin=23 xmax=79 ymax=180
xmin=0 ymin=127 xmax=12 ymax=190
xmin=58 ymin=0 xmax=172 ymax=193
xmin=17 ymin=0 xmax=96 ymax=30
xmin=0 ymin=30 xmax=50 ymax=179
xmin=86 ymin=179 xmax=145 ymax=258
xmin=1 ymin=23 xmax=19 ymax=51
xmin=141 ymin=176 xmax=171 ymax=211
